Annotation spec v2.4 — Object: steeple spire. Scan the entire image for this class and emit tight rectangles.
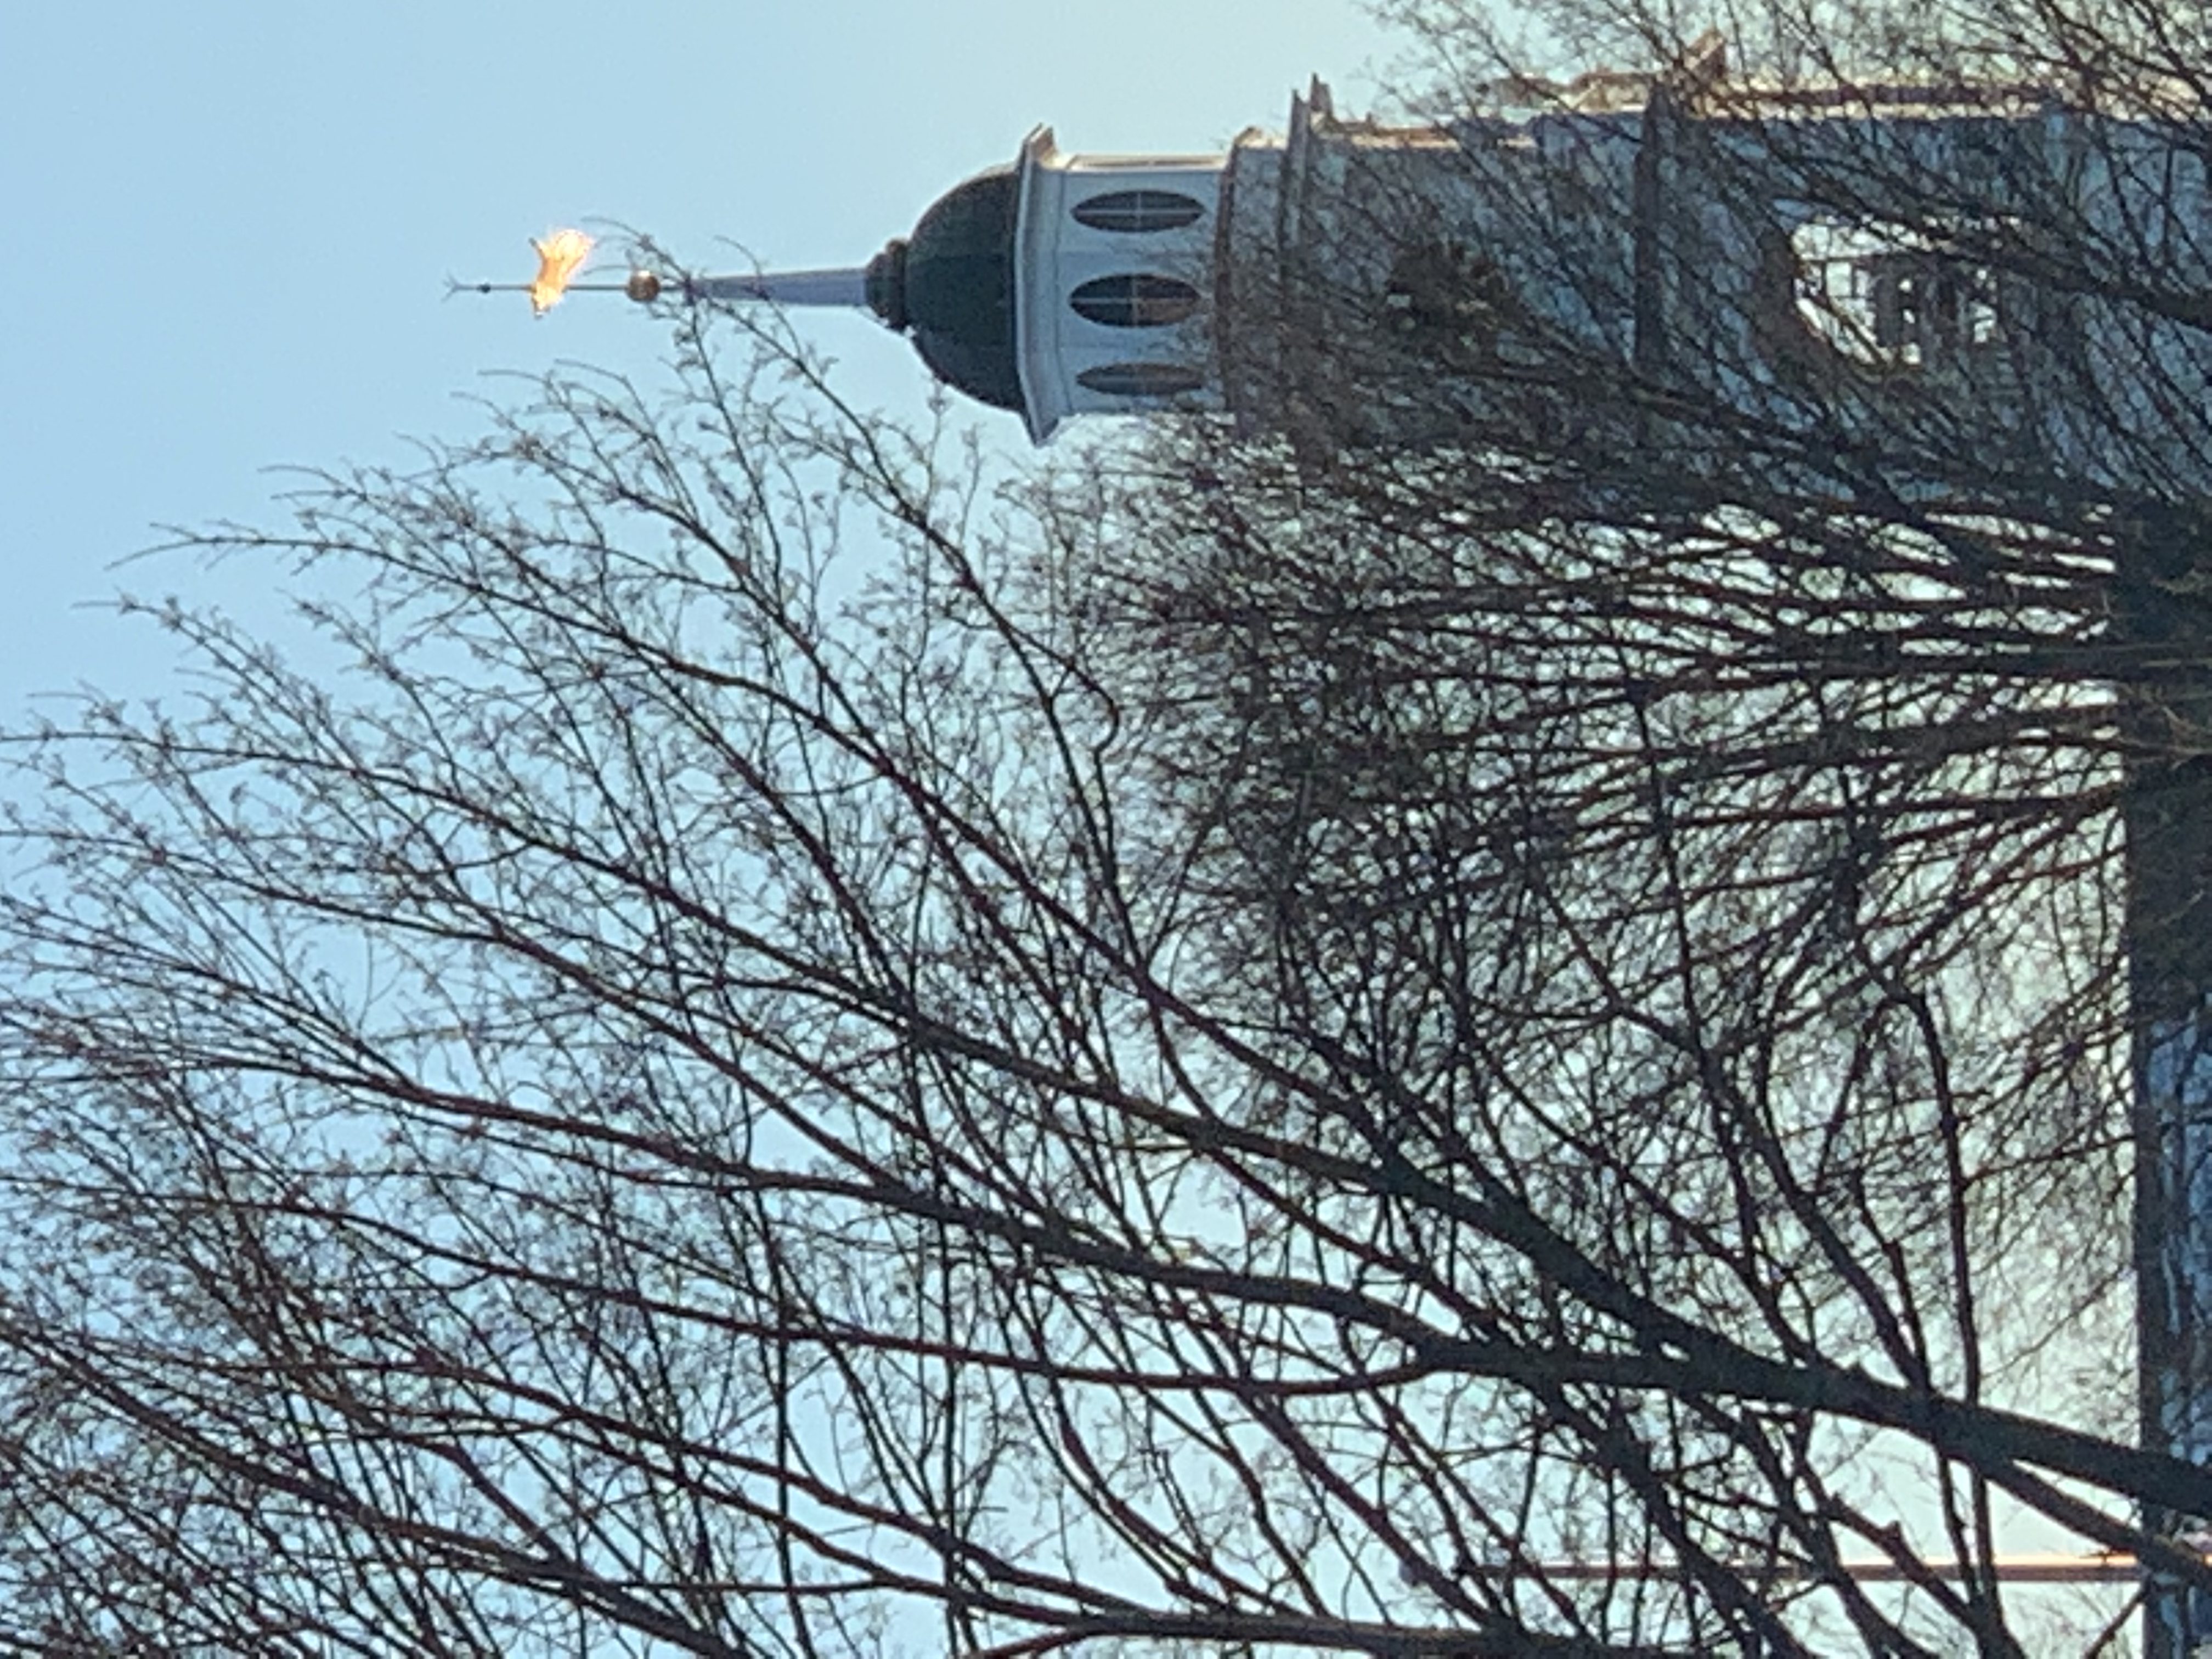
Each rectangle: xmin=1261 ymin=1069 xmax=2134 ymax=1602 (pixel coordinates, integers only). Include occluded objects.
xmin=459 ymin=252 xmax=877 ymax=315
xmin=683 ymin=268 xmax=870 ymax=307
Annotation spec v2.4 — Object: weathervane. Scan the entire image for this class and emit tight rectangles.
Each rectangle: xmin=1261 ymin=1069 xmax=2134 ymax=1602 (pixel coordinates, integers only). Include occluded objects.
xmin=455 ymin=227 xmax=874 ymax=317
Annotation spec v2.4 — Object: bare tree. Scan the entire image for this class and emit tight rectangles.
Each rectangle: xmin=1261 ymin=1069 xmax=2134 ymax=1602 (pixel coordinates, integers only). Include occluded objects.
xmin=1085 ymin=0 xmax=2212 ymax=1649
xmin=5 ymin=0 xmax=2212 ymax=1651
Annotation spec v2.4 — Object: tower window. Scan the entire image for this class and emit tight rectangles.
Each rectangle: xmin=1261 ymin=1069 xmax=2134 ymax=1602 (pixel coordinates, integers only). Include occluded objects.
xmin=1077 ymin=362 xmax=1206 ymax=397
xmin=1072 ymin=190 xmax=1206 ymax=232
xmin=1071 ymin=274 xmax=1202 ymax=328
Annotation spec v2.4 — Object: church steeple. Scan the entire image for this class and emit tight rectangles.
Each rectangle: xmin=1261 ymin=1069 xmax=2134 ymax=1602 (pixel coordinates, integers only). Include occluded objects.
xmin=506 ymin=67 xmax=2212 ymax=463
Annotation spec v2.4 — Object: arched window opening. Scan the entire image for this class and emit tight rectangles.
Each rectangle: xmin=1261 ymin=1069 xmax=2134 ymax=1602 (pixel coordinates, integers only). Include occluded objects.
xmin=1077 ymin=362 xmax=1206 ymax=397
xmin=1073 ymin=190 xmax=1206 ymax=233
xmin=1071 ymin=274 xmax=1202 ymax=328
xmin=1788 ymin=220 xmax=2005 ymax=369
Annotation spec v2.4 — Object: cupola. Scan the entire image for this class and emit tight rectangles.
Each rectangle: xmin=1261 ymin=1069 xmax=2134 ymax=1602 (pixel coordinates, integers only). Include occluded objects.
xmin=674 ymin=126 xmax=1245 ymax=442
xmin=863 ymin=129 xmax=1234 ymax=441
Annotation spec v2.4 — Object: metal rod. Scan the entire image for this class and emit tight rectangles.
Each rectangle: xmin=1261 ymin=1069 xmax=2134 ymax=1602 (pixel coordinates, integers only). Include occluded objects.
xmin=455 ymin=281 xmax=635 ymax=294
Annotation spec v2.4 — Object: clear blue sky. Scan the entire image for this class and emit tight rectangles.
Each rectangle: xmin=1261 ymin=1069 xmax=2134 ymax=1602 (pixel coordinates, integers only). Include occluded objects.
xmin=3 ymin=0 xmax=1401 ymax=720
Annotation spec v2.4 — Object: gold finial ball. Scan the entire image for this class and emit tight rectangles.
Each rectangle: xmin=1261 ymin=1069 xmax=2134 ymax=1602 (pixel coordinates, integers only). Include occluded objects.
xmin=625 ymin=269 xmax=664 ymax=303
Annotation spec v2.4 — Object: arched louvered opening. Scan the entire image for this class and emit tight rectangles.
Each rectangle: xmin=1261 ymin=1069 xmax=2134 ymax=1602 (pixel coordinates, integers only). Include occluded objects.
xmin=1070 ymin=274 xmax=1202 ymax=328
xmin=1077 ymin=362 xmax=1206 ymax=397
xmin=1072 ymin=190 xmax=1206 ymax=233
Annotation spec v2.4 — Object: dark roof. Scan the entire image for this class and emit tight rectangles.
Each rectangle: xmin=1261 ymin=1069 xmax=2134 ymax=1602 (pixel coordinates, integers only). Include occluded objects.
xmin=865 ymin=164 xmax=1024 ymax=413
